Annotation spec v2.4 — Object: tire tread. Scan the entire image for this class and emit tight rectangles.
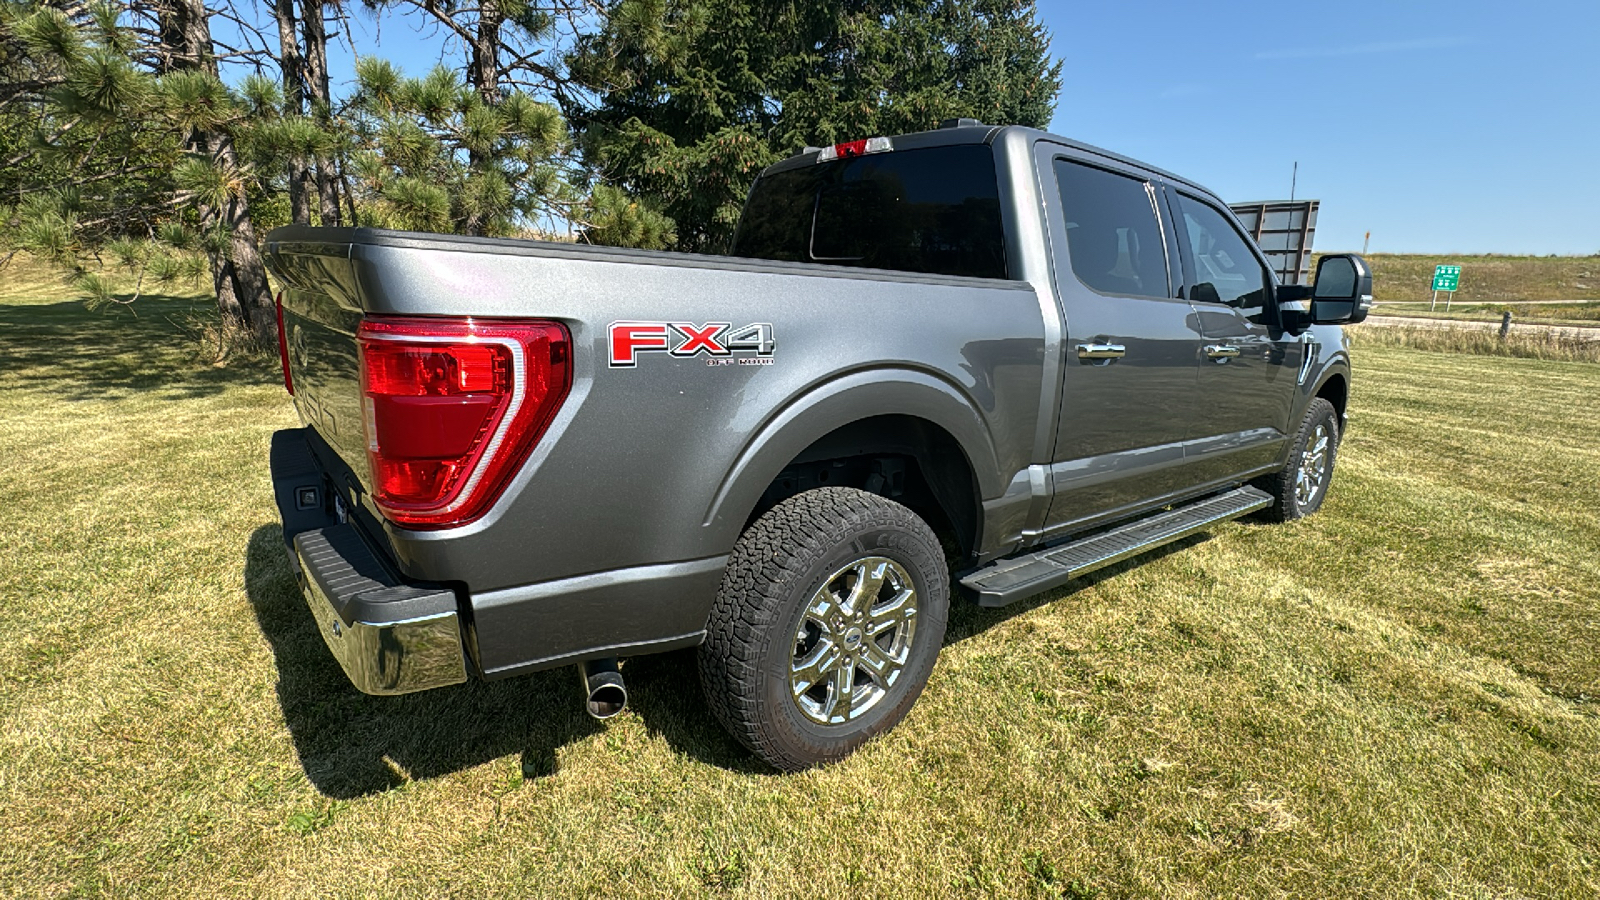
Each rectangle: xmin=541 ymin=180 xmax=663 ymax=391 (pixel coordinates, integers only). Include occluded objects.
xmin=1254 ymin=397 xmax=1340 ymax=522
xmin=697 ymin=487 xmax=947 ymax=771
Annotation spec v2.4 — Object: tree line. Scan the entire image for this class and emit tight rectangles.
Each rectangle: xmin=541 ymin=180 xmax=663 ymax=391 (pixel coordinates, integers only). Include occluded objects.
xmin=0 ymin=0 xmax=1060 ymax=353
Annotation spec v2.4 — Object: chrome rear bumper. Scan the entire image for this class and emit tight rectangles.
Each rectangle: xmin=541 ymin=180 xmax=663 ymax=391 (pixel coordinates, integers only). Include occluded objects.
xmin=272 ymin=428 xmax=468 ymax=695
xmin=295 ymin=529 xmax=467 ymax=695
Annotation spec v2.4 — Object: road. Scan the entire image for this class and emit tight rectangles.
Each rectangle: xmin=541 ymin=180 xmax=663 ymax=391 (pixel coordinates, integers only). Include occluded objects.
xmin=1372 ymin=299 xmax=1597 ymax=306
xmin=1360 ymin=315 xmax=1600 ymax=342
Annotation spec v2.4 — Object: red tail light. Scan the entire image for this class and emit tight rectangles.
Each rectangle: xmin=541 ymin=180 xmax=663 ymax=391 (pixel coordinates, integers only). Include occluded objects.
xmin=275 ymin=291 xmax=294 ymax=395
xmin=357 ymin=316 xmax=571 ymax=529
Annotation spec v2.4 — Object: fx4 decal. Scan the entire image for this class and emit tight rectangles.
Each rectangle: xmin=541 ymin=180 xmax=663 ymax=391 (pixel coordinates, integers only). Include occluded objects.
xmin=608 ymin=321 xmax=776 ymax=368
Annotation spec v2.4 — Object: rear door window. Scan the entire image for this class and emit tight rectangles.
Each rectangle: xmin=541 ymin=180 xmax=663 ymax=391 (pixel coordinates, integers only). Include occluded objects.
xmin=731 ymin=144 xmax=1008 ymax=280
xmin=1053 ymin=159 xmax=1172 ymax=299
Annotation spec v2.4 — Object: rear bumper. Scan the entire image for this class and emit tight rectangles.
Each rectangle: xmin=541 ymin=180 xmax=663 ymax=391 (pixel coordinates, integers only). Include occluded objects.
xmin=269 ymin=427 xmax=721 ymax=688
xmin=271 ymin=429 xmax=468 ymax=695
xmin=292 ymin=526 xmax=468 ymax=695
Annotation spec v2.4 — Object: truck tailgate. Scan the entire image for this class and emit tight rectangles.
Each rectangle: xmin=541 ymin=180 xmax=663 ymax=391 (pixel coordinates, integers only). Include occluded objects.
xmin=268 ymin=236 xmax=372 ymax=497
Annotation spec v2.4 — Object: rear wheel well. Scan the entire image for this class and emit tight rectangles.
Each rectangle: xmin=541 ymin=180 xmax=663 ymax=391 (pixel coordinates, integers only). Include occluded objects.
xmin=749 ymin=415 xmax=981 ymax=563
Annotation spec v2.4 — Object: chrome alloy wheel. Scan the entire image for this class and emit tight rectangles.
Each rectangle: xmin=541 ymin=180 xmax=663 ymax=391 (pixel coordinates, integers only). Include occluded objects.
xmin=1296 ymin=422 xmax=1331 ymax=508
xmin=789 ymin=557 xmax=918 ymax=725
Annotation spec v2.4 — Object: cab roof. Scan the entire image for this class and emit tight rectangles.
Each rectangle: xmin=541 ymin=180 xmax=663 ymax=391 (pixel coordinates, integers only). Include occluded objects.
xmin=761 ymin=122 xmax=1215 ymax=199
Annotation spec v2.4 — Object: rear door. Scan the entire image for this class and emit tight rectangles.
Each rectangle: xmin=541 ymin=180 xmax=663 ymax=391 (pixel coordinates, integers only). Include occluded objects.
xmin=1165 ymin=188 xmax=1303 ymax=482
xmin=1036 ymin=145 xmax=1207 ymax=533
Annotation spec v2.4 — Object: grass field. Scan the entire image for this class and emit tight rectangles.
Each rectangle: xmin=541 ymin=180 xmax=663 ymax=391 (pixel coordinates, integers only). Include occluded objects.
xmin=1360 ymin=254 xmax=1600 ymax=303
xmin=3 ymin=262 xmax=1599 ymax=898
xmin=1351 ymin=322 xmax=1600 ymax=364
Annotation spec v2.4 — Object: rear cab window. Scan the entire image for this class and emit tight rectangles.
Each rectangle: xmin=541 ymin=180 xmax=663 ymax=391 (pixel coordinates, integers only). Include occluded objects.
xmin=1053 ymin=159 xmax=1174 ymax=299
xmin=730 ymin=144 xmax=1009 ymax=280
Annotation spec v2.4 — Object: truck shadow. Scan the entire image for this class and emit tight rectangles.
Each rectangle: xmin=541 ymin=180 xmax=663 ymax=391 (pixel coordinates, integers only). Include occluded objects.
xmin=246 ymin=525 xmax=611 ymax=798
xmin=246 ymin=525 xmax=1212 ymax=794
xmin=245 ymin=525 xmax=765 ymax=796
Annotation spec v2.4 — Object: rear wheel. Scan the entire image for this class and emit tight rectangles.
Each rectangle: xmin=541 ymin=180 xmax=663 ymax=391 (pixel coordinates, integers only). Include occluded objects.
xmin=1256 ymin=397 xmax=1340 ymax=522
xmin=698 ymin=487 xmax=949 ymax=772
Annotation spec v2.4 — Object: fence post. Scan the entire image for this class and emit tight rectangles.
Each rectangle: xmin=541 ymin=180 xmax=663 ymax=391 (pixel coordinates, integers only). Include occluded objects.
xmin=1499 ymin=311 xmax=1512 ymax=340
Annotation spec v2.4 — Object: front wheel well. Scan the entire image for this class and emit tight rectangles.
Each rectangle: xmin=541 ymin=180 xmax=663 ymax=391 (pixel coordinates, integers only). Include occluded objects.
xmin=749 ymin=415 xmax=981 ymax=563
xmin=1316 ymin=372 xmax=1349 ymax=424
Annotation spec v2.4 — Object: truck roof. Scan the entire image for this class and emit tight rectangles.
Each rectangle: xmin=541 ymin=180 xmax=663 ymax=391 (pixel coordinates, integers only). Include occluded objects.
xmin=762 ymin=123 xmax=1217 ymax=200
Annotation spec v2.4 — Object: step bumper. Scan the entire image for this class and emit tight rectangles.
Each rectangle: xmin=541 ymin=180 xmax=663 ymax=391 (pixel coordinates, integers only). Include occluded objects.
xmin=293 ymin=525 xmax=469 ymax=695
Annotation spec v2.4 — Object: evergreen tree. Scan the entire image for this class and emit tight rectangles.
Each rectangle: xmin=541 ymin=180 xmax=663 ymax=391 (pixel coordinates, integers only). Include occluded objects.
xmin=1 ymin=0 xmax=280 ymax=349
xmin=348 ymin=0 xmax=675 ymax=244
xmin=569 ymin=0 xmax=1062 ymax=253
xmin=266 ymin=0 xmax=346 ymax=225
xmin=3 ymin=0 xmax=1057 ymax=364
xmin=343 ymin=56 xmax=573 ymax=235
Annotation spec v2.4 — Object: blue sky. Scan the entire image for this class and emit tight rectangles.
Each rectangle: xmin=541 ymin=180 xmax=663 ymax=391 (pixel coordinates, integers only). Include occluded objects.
xmin=1035 ymin=0 xmax=1600 ymax=255
xmin=294 ymin=0 xmax=1598 ymax=254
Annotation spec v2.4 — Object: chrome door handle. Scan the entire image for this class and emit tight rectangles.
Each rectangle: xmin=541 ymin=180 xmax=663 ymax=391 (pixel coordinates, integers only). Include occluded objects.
xmin=1076 ymin=343 xmax=1126 ymax=360
xmin=1204 ymin=344 xmax=1241 ymax=360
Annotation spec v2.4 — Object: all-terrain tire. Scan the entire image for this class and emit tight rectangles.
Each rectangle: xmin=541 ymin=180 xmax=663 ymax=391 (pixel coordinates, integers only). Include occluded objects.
xmin=1255 ymin=397 xmax=1341 ymax=522
xmin=697 ymin=487 xmax=950 ymax=772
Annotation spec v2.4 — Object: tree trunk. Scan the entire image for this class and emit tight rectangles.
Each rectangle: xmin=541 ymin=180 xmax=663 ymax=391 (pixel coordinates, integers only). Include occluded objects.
xmin=300 ymin=0 xmax=341 ymax=226
xmin=221 ymin=192 xmax=278 ymax=345
xmin=272 ymin=0 xmax=311 ymax=225
xmin=157 ymin=0 xmax=279 ymax=349
xmin=153 ymin=0 xmax=193 ymax=72
xmin=469 ymin=0 xmax=501 ymax=107
xmin=461 ymin=0 xmax=501 ymax=235
xmin=208 ymin=245 xmax=247 ymax=332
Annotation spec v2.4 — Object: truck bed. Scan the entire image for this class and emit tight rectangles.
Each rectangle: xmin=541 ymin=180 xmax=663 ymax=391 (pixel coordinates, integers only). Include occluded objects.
xmin=266 ymin=226 xmax=1048 ymax=677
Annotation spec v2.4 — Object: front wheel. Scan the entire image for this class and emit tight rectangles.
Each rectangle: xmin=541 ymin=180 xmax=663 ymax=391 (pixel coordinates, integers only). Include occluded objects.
xmin=1256 ymin=397 xmax=1341 ymax=522
xmin=697 ymin=487 xmax=950 ymax=772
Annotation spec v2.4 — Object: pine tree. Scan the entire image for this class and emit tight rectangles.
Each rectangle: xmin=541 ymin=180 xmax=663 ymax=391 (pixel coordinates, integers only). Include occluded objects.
xmin=1 ymin=0 xmax=280 ymax=349
xmin=343 ymin=57 xmax=571 ymax=235
xmin=569 ymin=0 xmax=1062 ymax=253
xmin=361 ymin=0 xmax=575 ymax=234
xmin=349 ymin=0 xmax=674 ymax=245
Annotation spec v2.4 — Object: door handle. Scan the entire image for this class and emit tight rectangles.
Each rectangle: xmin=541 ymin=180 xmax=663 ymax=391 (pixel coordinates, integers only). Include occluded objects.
xmin=1076 ymin=343 xmax=1126 ymax=361
xmin=1204 ymin=344 xmax=1241 ymax=360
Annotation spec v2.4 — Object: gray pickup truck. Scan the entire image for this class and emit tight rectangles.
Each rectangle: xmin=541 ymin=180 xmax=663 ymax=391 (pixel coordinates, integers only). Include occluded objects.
xmin=264 ymin=120 xmax=1371 ymax=771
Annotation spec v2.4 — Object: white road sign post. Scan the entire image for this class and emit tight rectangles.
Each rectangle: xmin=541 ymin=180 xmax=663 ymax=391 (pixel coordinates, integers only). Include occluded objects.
xmin=1430 ymin=265 xmax=1462 ymax=311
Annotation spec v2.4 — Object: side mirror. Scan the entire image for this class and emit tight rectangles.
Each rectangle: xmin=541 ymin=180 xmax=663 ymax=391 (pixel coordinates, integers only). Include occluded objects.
xmin=1308 ymin=254 xmax=1374 ymax=324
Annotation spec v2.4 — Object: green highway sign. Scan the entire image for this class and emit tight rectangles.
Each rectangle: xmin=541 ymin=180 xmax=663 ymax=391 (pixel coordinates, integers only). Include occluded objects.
xmin=1432 ymin=265 xmax=1461 ymax=292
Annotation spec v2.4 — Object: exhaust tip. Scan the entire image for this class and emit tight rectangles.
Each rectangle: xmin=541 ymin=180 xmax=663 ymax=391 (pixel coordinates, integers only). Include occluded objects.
xmin=587 ymin=682 xmax=627 ymax=719
xmin=580 ymin=658 xmax=627 ymax=720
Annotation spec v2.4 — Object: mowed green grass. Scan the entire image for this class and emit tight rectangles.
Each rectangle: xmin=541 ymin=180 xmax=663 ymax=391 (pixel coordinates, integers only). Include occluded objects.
xmin=2 ymin=263 xmax=1599 ymax=898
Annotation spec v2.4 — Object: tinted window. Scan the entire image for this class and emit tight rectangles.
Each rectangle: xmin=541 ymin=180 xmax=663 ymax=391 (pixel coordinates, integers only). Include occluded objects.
xmin=730 ymin=145 xmax=1007 ymax=279
xmin=1054 ymin=159 xmax=1170 ymax=298
xmin=1177 ymin=195 xmax=1270 ymax=309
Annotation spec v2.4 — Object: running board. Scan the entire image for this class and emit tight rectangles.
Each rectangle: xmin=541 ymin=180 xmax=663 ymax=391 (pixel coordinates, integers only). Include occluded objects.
xmin=960 ymin=486 xmax=1273 ymax=608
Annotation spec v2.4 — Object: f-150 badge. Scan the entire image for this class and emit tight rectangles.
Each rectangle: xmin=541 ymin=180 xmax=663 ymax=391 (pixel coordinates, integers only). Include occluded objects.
xmin=608 ymin=321 xmax=776 ymax=368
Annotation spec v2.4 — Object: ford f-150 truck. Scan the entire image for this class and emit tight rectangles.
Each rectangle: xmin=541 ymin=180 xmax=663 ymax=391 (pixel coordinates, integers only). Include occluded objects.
xmin=264 ymin=120 xmax=1372 ymax=771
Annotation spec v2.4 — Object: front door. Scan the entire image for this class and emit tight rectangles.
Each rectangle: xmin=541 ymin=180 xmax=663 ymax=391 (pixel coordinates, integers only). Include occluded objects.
xmin=1038 ymin=147 xmax=1207 ymax=534
xmin=1166 ymin=189 xmax=1303 ymax=483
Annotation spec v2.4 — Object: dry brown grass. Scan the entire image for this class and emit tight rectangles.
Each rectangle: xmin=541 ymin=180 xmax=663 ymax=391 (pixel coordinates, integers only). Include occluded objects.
xmin=1351 ymin=321 xmax=1600 ymax=363
xmin=2 ymin=254 xmax=1598 ymax=897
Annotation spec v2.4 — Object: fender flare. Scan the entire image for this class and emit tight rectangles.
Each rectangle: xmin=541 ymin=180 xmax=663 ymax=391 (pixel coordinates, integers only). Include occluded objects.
xmin=1305 ymin=351 xmax=1351 ymax=413
xmin=700 ymin=367 xmax=1002 ymax=547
